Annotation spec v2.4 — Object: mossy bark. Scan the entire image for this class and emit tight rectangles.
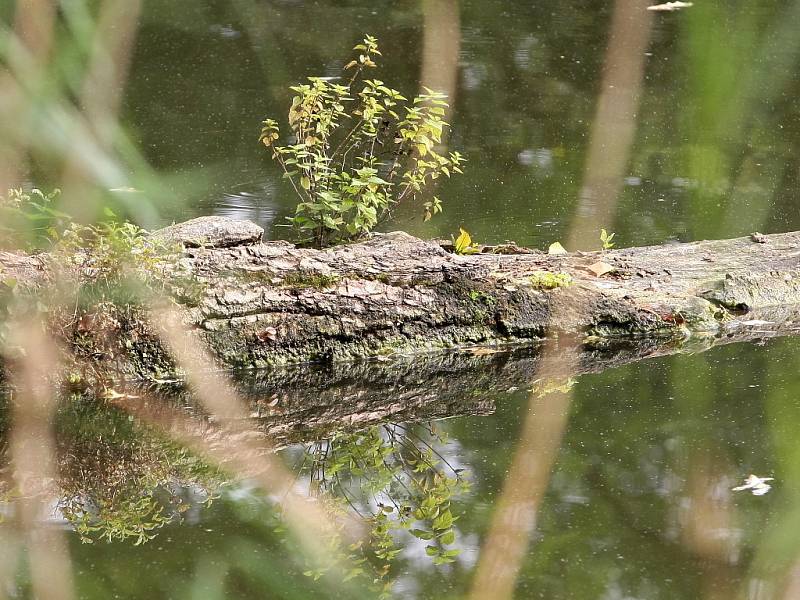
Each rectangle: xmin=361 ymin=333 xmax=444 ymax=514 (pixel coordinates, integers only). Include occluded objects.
xmin=2 ymin=217 xmax=800 ymax=381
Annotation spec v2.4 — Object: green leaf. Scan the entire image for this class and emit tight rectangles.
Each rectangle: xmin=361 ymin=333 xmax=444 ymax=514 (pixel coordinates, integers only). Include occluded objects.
xmin=432 ymin=510 xmax=453 ymax=531
xmin=600 ymin=228 xmax=616 ymax=249
xmin=440 ymin=530 xmax=455 ymax=545
xmin=453 ymin=228 xmax=480 ymax=255
xmin=410 ymin=529 xmax=434 ymax=540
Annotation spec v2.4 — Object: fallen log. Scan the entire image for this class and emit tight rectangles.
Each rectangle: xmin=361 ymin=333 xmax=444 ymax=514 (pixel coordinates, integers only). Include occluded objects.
xmin=2 ymin=216 xmax=800 ymax=380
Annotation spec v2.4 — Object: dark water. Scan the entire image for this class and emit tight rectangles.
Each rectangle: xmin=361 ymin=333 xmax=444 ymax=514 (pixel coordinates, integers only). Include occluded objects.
xmin=123 ymin=0 xmax=800 ymax=249
xmin=5 ymin=0 xmax=800 ymax=598
xmin=4 ymin=334 xmax=798 ymax=599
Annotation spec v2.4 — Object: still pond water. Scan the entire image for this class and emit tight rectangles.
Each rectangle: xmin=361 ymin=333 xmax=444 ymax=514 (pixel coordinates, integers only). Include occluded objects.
xmin=5 ymin=0 xmax=800 ymax=598
xmin=9 ymin=335 xmax=800 ymax=599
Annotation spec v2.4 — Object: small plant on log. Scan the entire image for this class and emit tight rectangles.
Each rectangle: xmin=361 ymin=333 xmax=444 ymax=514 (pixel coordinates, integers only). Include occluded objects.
xmin=260 ymin=35 xmax=465 ymax=248
xmin=600 ymin=228 xmax=616 ymax=250
xmin=529 ymin=271 xmax=572 ymax=289
xmin=51 ymin=215 xmax=195 ymax=322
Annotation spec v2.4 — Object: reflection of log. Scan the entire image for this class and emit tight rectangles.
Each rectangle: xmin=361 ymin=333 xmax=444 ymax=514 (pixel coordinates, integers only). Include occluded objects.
xmin=108 ymin=315 xmax=797 ymax=450
xmin=0 ymin=321 xmax=795 ymax=526
xmin=116 ymin=352 xmax=505 ymax=449
xmin=3 ymin=216 xmax=800 ymax=380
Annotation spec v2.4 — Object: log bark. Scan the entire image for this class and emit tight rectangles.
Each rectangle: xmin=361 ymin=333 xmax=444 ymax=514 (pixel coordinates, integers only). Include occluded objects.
xmin=2 ymin=216 xmax=800 ymax=381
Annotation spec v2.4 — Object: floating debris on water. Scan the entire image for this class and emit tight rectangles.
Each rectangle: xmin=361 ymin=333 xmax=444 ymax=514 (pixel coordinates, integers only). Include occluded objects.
xmin=648 ymin=1 xmax=693 ymax=10
xmin=732 ymin=474 xmax=774 ymax=496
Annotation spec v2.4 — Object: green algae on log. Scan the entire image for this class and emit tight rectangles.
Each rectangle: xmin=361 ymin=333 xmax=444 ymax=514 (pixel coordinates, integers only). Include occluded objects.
xmin=2 ymin=216 xmax=800 ymax=380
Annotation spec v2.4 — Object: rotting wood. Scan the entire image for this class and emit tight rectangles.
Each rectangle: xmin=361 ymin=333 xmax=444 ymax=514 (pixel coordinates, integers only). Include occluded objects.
xmin=2 ymin=216 xmax=800 ymax=381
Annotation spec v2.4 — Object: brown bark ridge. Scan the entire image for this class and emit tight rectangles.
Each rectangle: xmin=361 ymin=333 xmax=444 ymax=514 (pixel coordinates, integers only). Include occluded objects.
xmin=2 ymin=216 xmax=800 ymax=380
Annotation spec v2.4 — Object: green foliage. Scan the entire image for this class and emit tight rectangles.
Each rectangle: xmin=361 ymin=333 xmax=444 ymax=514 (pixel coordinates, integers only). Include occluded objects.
xmin=0 ymin=188 xmax=184 ymax=292
xmin=51 ymin=213 xmax=195 ymax=322
xmin=55 ymin=397 xmax=223 ymax=545
xmin=469 ymin=289 xmax=496 ymax=306
xmin=0 ymin=190 xmax=183 ymax=303
xmin=0 ymin=193 xmax=201 ymax=387
xmin=260 ymin=35 xmax=465 ymax=247
xmin=529 ymin=271 xmax=573 ymax=290
xmin=452 ymin=228 xmax=480 ymax=255
xmin=280 ymin=271 xmax=340 ymax=289
xmin=56 ymin=216 xmax=176 ymax=290
xmin=63 ymin=494 xmax=170 ymax=546
xmin=0 ymin=188 xmax=69 ymax=250
xmin=600 ymin=228 xmax=616 ymax=250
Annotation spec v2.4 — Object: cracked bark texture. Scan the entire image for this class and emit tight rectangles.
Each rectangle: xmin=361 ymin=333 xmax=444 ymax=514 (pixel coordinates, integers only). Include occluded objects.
xmin=2 ymin=216 xmax=800 ymax=380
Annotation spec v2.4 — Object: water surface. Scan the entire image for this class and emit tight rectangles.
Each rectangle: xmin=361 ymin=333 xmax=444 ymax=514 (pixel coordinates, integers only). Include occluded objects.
xmin=120 ymin=0 xmax=800 ymax=249
xmin=3 ymin=335 xmax=800 ymax=599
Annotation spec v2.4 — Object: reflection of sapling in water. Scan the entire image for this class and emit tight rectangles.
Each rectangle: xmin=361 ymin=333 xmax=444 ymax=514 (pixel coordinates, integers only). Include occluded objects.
xmin=299 ymin=423 xmax=469 ymax=595
xmin=52 ymin=396 xmax=224 ymax=544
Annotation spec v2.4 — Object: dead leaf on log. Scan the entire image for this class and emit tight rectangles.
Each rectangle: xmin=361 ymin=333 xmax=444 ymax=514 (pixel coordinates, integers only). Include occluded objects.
xmin=586 ymin=261 xmax=616 ymax=277
xmin=256 ymin=326 xmax=278 ymax=342
xmin=76 ymin=313 xmax=95 ymax=333
xmin=548 ymin=241 xmax=567 ymax=255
